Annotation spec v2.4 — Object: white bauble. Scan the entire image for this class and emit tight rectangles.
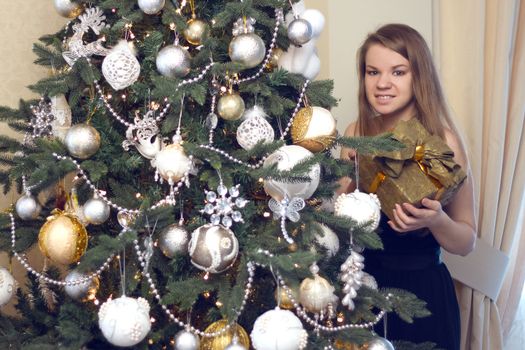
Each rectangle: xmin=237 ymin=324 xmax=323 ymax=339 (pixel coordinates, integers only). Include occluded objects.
xmin=334 ymin=190 xmax=381 ymax=231
xmin=263 ymin=145 xmax=320 ymax=201
xmin=287 ymin=18 xmax=312 ymax=46
xmin=152 ymin=142 xmax=191 ymax=184
xmin=98 ymin=296 xmax=151 ymax=347
xmin=64 ymin=270 xmax=98 ymax=300
xmin=15 ymin=194 xmax=41 ymax=220
xmin=174 ymin=329 xmax=200 ymax=350
xmin=156 ymin=44 xmax=191 ymax=78
xmin=83 ymin=197 xmax=110 ymax=225
xmin=250 ymin=308 xmax=308 ymax=350
xmin=64 ymin=123 xmax=101 ymax=159
xmin=366 ymin=337 xmax=395 ymax=350
xmin=291 ymin=106 xmax=337 ymax=153
xmin=138 ymin=0 xmax=165 ymax=14
xmin=299 ymin=274 xmax=338 ymax=313
xmin=0 ymin=267 xmax=16 ymax=306
xmin=229 ymin=33 xmax=266 ymax=68
xmin=50 ymin=94 xmax=72 ymax=142
xmin=313 ymin=223 xmax=339 ymax=258
xmin=188 ymin=224 xmax=239 ymax=273
xmin=54 ymin=0 xmax=82 ymax=18
xmin=158 ymin=224 xmax=189 ymax=258
xmin=102 ymin=40 xmax=141 ymax=91
xmin=236 ymin=106 xmax=274 ymax=150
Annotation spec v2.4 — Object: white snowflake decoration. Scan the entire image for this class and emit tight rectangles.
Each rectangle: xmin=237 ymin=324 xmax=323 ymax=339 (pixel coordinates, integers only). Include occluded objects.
xmin=28 ymin=98 xmax=54 ymax=140
xmin=201 ymin=182 xmax=248 ymax=228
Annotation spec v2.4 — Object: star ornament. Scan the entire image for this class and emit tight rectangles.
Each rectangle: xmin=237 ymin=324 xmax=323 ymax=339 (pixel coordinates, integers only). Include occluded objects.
xmin=201 ymin=183 xmax=248 ymax=228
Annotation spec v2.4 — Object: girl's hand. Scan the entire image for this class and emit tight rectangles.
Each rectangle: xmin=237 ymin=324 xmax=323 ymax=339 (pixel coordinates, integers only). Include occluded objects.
xmin=388 ymin=198 xmax=444 ymax=233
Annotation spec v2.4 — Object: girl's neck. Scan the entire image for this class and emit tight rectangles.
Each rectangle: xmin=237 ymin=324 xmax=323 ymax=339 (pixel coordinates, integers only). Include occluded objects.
xmin=376 ymin=101 xmax=417 ymax=132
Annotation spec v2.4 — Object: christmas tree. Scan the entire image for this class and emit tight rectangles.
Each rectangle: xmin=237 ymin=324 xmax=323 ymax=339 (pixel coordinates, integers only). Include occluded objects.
xmin=0 ymin=1 xmax=432 ymax=349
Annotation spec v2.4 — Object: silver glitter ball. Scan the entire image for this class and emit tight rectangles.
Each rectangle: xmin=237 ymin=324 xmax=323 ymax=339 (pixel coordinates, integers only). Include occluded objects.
xmin=159 ymin=224 xmax=189 ymax=258
xmin=53 ymin=0 xmax=82 ymax=18
xmin=15 ymin=194 xmax=41 ymax=220
xmin=184 ymin=19 xmax=209 ymax=45
xmin=64 ymin=270 xmax=98 ymax=300
xmin=287 ymin=18 xmax=313 ymax=46
xmin=366 ymin=337 xmax=395 ymax=350
xmin=83 ymin=197 xmax=110 ymax=225
xmin=156 ymin=44 xmax=191 ymax=78
xmin=64 ymin=124 xmax=101 ymax=159
xmin=174 ymin=329 xmax=200 ymax=350
xmin=229 ymin=33 xmax=266 ymax=68
xmin=138 ymin=0 xmax=166 ymax=14
xmin=217 ymin=93 xmax=245 ymax=121
xmin=188 ymin=224 xmax=239 ymax=273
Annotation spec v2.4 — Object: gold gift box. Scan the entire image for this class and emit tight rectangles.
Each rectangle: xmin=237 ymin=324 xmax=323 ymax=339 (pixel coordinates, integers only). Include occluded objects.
xmin=358 ymin=119 xmax=467 ymax=222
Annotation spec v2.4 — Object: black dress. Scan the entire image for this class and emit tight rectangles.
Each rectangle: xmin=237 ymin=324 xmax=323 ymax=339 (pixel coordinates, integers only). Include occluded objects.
xmin=363 ymin=214 xmax=460 ymax=350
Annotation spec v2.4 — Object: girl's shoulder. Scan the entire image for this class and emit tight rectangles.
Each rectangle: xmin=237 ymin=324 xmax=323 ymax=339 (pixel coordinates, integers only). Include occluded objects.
xmin=341 ymin=121 xmax=359 ymax=160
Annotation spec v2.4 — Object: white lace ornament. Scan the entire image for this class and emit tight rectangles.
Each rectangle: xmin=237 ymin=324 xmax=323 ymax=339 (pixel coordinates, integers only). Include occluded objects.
xmin=236 ymin=105 xmax=274 ymax=150
xmin=102 ymin=40 xmax=140 ymax=91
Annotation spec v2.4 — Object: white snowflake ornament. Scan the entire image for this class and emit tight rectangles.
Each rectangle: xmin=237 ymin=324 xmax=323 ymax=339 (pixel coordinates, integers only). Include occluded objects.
xmin=201 ymin=181 xmax=248 ymax=228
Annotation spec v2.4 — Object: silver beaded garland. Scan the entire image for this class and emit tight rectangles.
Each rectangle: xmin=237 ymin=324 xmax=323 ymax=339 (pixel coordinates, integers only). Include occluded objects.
xmin=15 ymin=194 xmax=41 ymax=220
xmin=156 ymin=44 xmax=191 ymax=78
xmin=158 ymin=224 xmax=189 ymax=258
xmin=64 ymin=124 xmax=101 ymax=159
xmin=83 ymin=196 xmax=111 ymax=225
xmin=287 ymin=17 xmax=313 ymax=46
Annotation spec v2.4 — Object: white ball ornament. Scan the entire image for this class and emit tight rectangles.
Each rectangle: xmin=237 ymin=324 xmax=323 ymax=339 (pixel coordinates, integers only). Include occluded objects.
xmin=225 ymin=337 xmax=249 ymax=350
xmin=334 ymin=190 xmax=381 ymax=231
xmin=366 ymin=337 xmax=395 ymax=350
xmin=313 ymin=223 xmax=339 ymax=258
xmin=138 ymin=0 xmax=165 ymax=14
xmin=152 ymin=142 xmax=191 ymax=184
xmin=299 ymin=274 xmax=338 ymax=314
xmin=64 ymin=270 xmax=99 ymax=300
xmin=236 ymin=106 xmax=274 ymax=150
xmin=102 ymin=40 xmax=141 ymax=91
xmin=174 ymin=329 xmax=200 ymax=350
xmin=98 ymin=296 xmax=151 ymax=347
xmin=15 ymin=194 xmax=41 ymax=220
xmin=65 ymin=123 xmax=101 ymax=159
xmin=158 ymin=224 xmax=189 ymax=258
xmin=83 ymin=196 xmax=110 ymax=225
xmin=287 ymin=18 xmax=313 ymax=46
xmin=188 ymin=224 xmax=239 ymax=273
xmin=0 ymin=267 xmax=16 ymax=306
xmin=54 ymin=0 xmax=82 ymax=18
xmin=229 ymin=33 xmax=266 ymax=68
xmin=156 ymin=44 xmax=191 ymax=78
xmin=250 ymin=308 xmax=308 ymax=350
xmin=263 ymin=145 xmax=320 ymax=201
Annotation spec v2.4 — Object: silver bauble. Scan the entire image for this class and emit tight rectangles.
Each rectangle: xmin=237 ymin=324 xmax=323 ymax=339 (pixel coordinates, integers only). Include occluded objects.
xmin=366 ymin=337 xmax=395 ymax=350
xmin=138 ymin=0 xmax=166 ymax=14
xmin=229 ymin=33 xmax=266 ymax=68
xmin=153 ymin=143 xmax=191 ymax=184
xmin=174 ymin=329 xmax=200 ymax=350
xmin=0 ymin=267 xmax=16 ymax=306
xmin=188 ymin=224 xmax=239 ymax=273
xmin=15 ymin=194 xmax=41 ymax=220
xmin=184 ymin=19 xmax=209 ymax=45
xmin=64 ymin=124 xmax=101 ymax=159
xmin=224 ymin=337 xmax=248 ymax=350
xmin=156 ymin=44 xmax=191 ymax=78
xmin=54 ymin=0 xmax=83 ymax=18
xmin=217 ymin=93 xmax=245 ymax=121
xmin=64 ymin=270 xmax=98 ymax=300
xmin=83 ymin=197 xmax=110 ymax=225
xmin=287 ymin=18 xmax=313 ymax=46
xmin=158 ymin=224 xmax=189 ymax=258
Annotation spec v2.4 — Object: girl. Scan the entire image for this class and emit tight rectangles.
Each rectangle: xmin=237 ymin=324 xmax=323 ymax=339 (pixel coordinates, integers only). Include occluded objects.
xmin=339 ymin=24 xmax=476 ymax=349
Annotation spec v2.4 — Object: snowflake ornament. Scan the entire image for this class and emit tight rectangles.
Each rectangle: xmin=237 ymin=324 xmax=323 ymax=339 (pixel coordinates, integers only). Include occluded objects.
xmin=201 ymin=182 xmax=248 ymax=228
xmin=28 ymin=98 xmax=54 ymax=140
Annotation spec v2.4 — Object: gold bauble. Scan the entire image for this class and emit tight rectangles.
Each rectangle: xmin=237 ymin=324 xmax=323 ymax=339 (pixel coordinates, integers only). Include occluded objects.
xmin=265 ymin=47 xmax=284 ymax=71
xmin=200 ymin=320 xmax=250 ymax=350
xmin=217 ymin=93 xmax=245 ymax=121
xmin=38 ymin=212 xmax=88 ymax=265
xmin=184 ymin=18 xmax=209 ymax=45
xmin=274 ymin=287 xmax=296 ymax=310
xmin=291 ymin=106 xmax=337 ymax=152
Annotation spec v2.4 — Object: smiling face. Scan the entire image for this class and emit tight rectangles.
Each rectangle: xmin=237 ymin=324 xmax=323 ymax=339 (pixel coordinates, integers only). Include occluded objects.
xmin=364 ymin=44 xmax=416 ymax=125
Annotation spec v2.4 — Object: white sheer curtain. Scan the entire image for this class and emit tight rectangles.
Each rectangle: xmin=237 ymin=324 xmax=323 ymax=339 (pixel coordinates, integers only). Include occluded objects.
xmin=433 ymin=0 xmax=525 ymax=349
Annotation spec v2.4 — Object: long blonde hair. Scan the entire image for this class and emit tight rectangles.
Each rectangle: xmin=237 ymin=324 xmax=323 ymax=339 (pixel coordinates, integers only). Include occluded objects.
xmin=356 ymin=23 xmax=454 ymax=139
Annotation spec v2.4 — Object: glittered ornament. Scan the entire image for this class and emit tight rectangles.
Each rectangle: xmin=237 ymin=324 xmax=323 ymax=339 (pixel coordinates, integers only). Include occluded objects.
xmin=188 ymin=224 xmax=239 ymax=273
xmin=102 ymin=40 xmax=141 ymax=91
xmin=83 ymin=196 xmax=110 ymax=225
xmin=158 ymin=224 xmax=189 ymax=258
xmin=184 ymin=18 xmax=209 ymax=45
xmin=287 ymin=17 xmax=313 ymax=46
xmin=117 ymin=210 xmax=136 ymax=228
xmin=200 ymin=320 xmax=250 ymax=350
xmin=263 ymin=145 xmax=320 ymax=201
xmin=250 ymin=308 xmax=308 ymax=350
xmin=38 ymin=211 xmax=88 ymax=265
xmin=299 ymin=273 xmax=338 ymax=314
xmin=265 ymin=47 xmax=284 ymax=71
xmin=54 ymin=0 xmax=83 ymax=18
xmin=64 ymin=123 xmax=101 ymax=159
xmin=229 ymin=33 xmax=266 ymax=69
xmin=0 ymin=267 xmax=16 ymax=306
xmin=156 ymin=44 xmax=191 ymax=78
xmin=217 ymin=93 xmax=245 ymax=121
xmin=64 ymin=270 xmax=99 ymax=301
xmin=15 ymin=194 xmax=41 ymax=220
xmin=98 ymin=296 xmax=151 ymax=347
xmin=174 ymin=329 xmax=200 ymax=350
xmin=138 ymin=0 xmax=165 ymax=14
xmin=334 ymin=190 xmax=381 ymax=231
xmin=363 ymin=337 xmax=395 ymax=350
xmin=236 ymin=105 xmax=274 ymax=150
xmin=152 ymin=141 xmax=191 ymax=185
xmin=291 ymin=106 xmax=337 ymax=152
